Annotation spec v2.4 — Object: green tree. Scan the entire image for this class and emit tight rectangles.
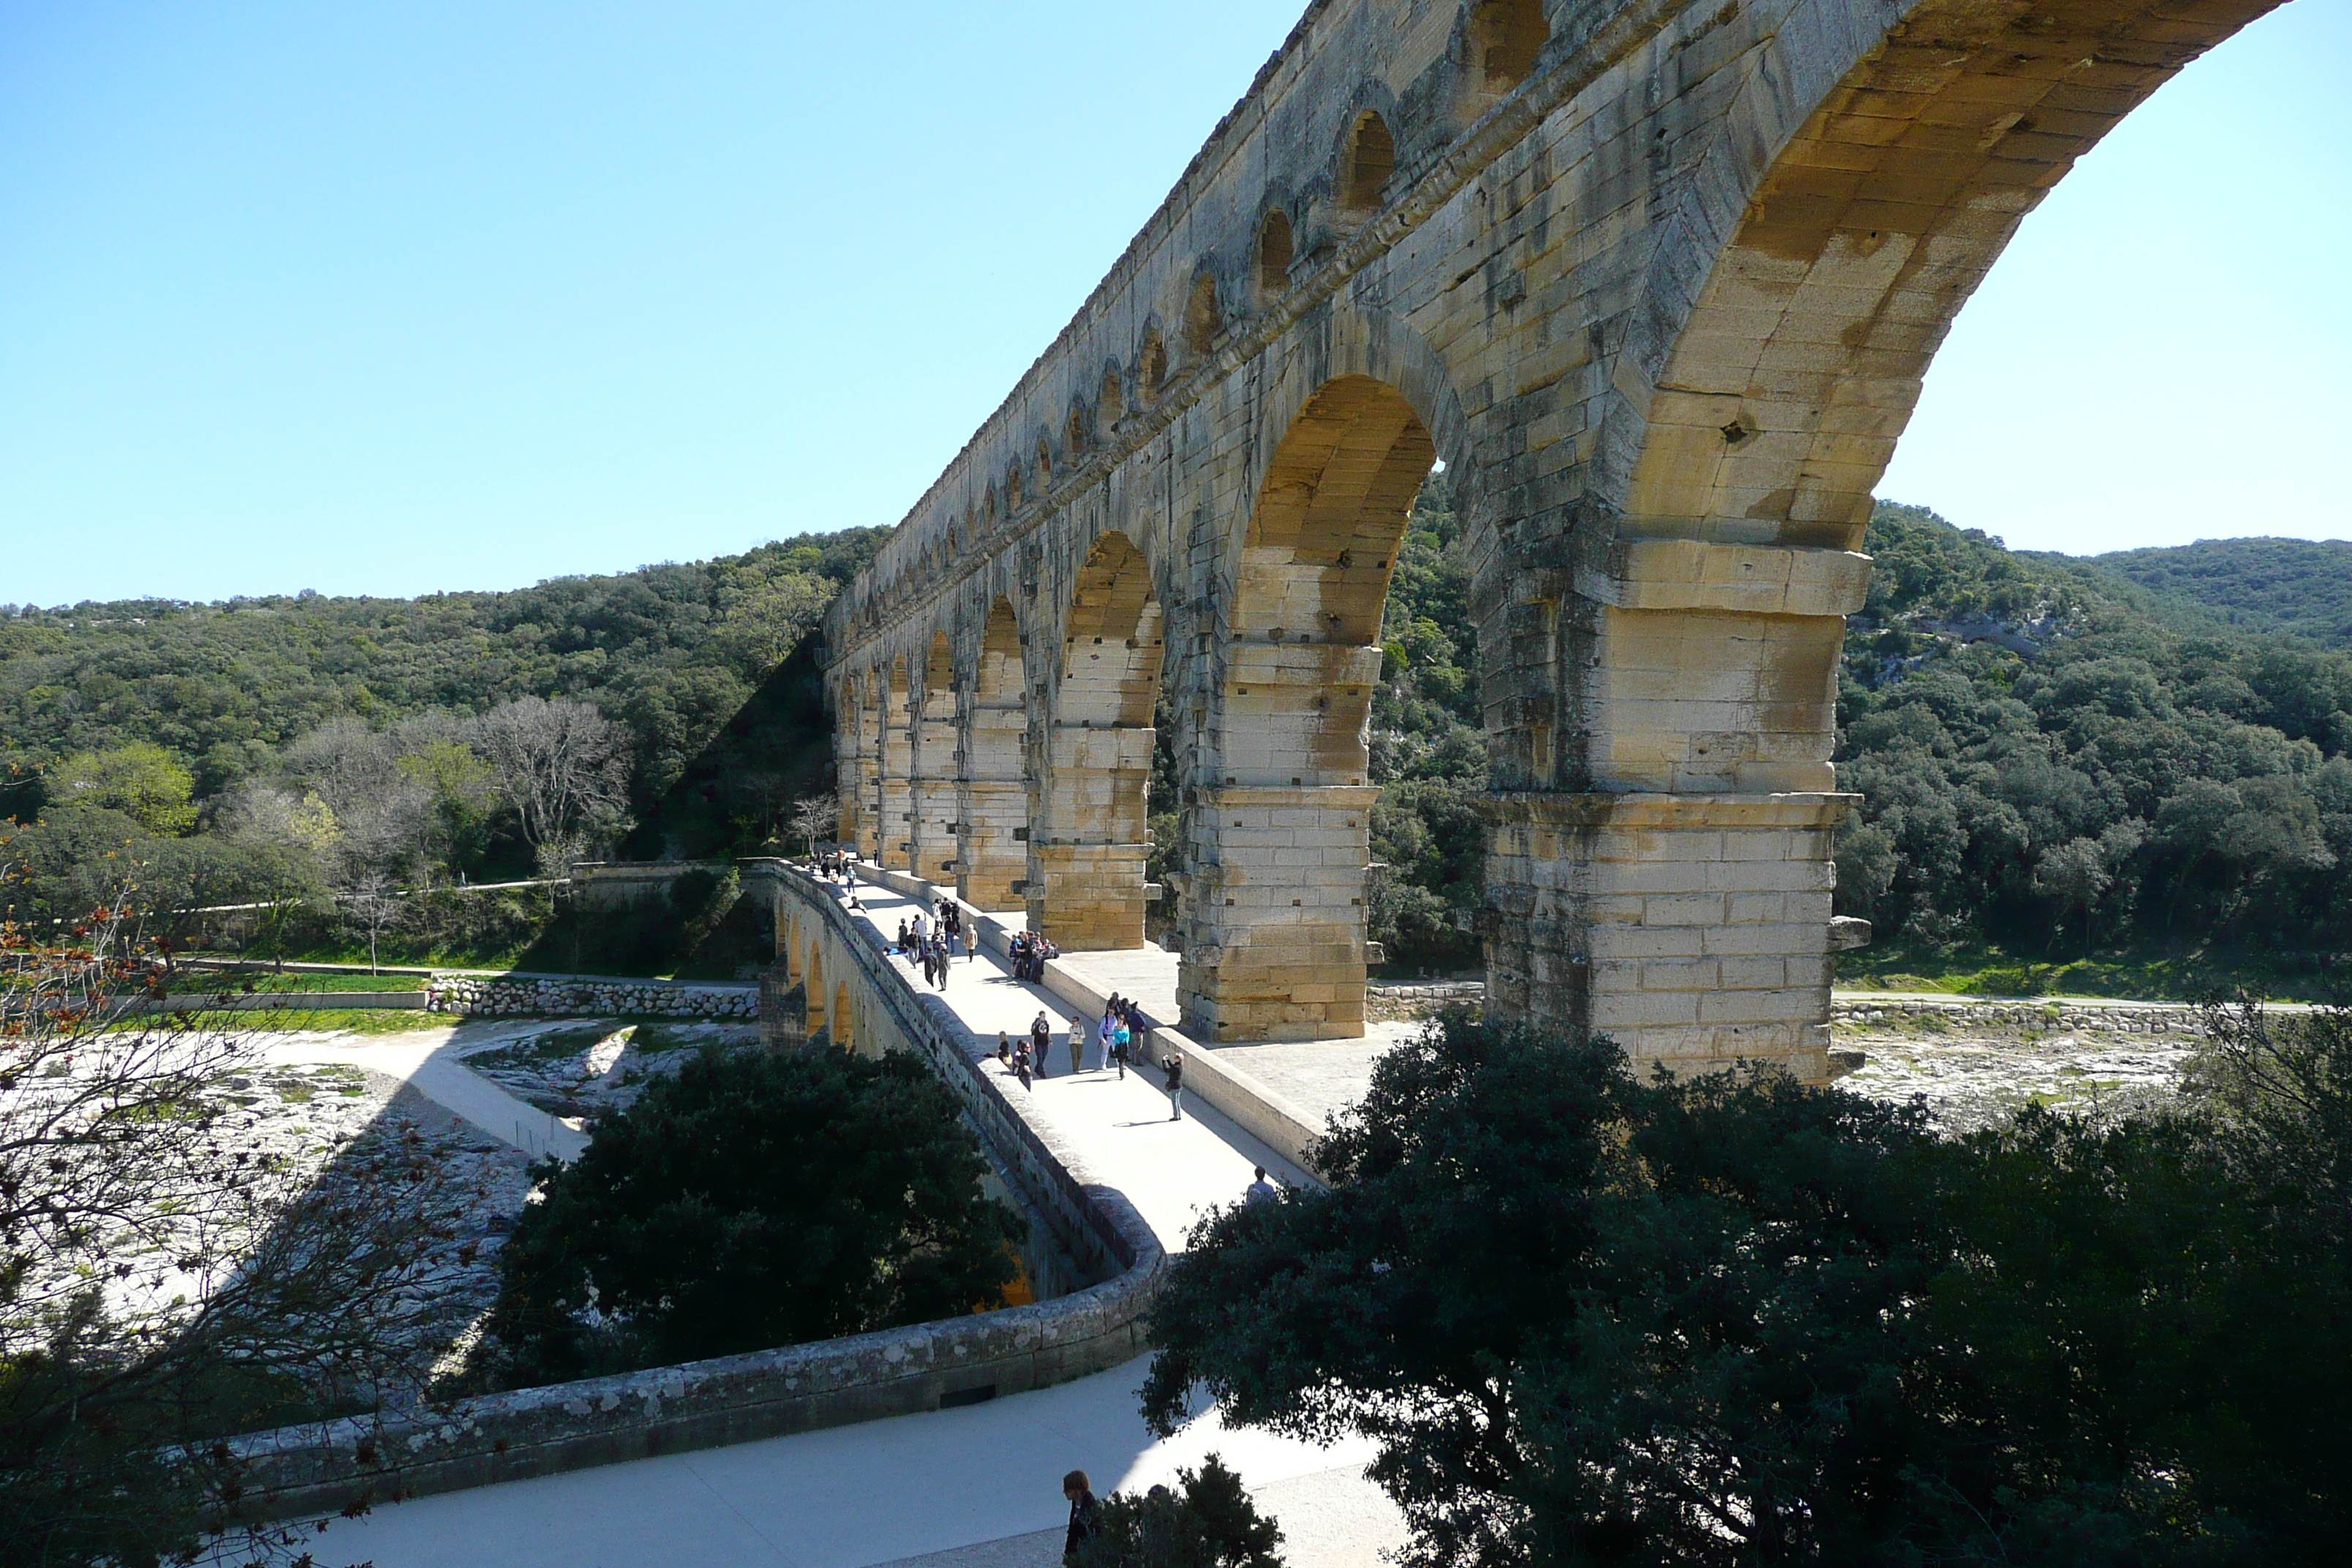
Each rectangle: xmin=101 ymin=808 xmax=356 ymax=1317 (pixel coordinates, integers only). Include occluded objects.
xmin=1071 ymin=1454 xmax=1286 ymax=1568
xmin=466 ymin=1046 xmax=1024 ymax=1388
xmin=42 ymin=742 xmax=196 ymax=835
xmin=1141 ymin=1017 xmax=2352 ymax=1568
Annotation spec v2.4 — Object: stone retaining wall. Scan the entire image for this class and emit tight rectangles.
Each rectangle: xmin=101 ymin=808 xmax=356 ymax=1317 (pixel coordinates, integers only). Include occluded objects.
xmin=1831 ymin=998 xmax=2206 ymax=1036
xmin=425 ymin=976 xmax=757 ymax=1020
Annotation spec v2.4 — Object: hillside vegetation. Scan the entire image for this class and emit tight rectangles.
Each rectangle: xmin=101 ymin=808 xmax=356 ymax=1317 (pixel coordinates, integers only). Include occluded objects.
xmin=2086 ymin=536 xmax=2352 ymax=647
xmin=9 ymin=495 xmax=2352 ymax=995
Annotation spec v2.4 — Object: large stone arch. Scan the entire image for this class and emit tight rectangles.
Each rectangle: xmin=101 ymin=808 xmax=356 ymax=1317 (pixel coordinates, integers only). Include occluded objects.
xmin=960 ymin=596 xmax=1030 ymax=909
xmin=1176 ymin=372 xmax=1438 ymax=1041
xmin=822 ymin=0 xmax=2285 ymax=1074
xmin=1030 ymin=529 xmax=1165 ymax=950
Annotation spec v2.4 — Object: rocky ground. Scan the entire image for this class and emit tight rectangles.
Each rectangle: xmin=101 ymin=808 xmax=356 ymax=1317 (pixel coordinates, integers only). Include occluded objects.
xmin=1831 ymin=1013 xmax=2192 ymax=1131
xmin=453 ymin=1018 xmax=761 ymax=1117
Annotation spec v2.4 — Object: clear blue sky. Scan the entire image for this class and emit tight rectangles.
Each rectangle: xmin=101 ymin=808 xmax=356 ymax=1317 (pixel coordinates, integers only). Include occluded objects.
xmin=4 ymin=1 xmax=2346 ymax=608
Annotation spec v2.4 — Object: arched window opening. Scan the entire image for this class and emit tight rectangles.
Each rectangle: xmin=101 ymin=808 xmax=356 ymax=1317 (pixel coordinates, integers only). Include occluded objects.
xmin=833 ymin=981 xmax=854 ymax=1053
xmin=1183 ymin=275 xmax=1221 ymax=358
xmin=1468 ymin=0 xmax=1548 ymax=94
xmin=1137 ymin=331 xmax=1168 ymax=404
xmin=1008 ymin=464 xmax=1023 ymax=511
xmin=1341 ymin=110 xmax=1395 ymax=211
xmin=1067 ymin=400 xmax=1088 ymax=456
xmin=984 ymin=484 xmax=998 ymax=523
xmin=1098 ymin=367 xmax=1123 ymax=437
xmin=1037 ymin=437 xmax=1054 ymax=484
xmin=1256 ymin=210 xmax=1294 ymax=298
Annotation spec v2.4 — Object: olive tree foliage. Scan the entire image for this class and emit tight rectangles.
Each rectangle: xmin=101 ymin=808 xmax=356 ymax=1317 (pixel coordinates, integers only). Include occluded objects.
xmin=0 ymin=895 xmax=485 ymax=1567
xmin=1142 ymin=1016 xmax=2352 ymax=1568
xmin=473 ymin=696 xmax=633 ymax=878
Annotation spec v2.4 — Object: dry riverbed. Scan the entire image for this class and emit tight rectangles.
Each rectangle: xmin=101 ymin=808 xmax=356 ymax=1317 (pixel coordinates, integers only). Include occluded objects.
xmin=1832 ymin=1011 xmax=2192 ymax=1131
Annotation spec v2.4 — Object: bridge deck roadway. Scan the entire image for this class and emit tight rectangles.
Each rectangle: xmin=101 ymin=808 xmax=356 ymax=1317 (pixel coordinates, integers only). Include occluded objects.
xmin=321 ymin=876 xmax=1405 ymax=1568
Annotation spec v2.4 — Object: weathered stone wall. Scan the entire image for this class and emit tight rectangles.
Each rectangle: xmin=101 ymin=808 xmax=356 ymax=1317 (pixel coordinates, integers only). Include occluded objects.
xmin=819 ymin=0 xmax=2277 ymax=1074
xmin=426 ymin=976 xmax=757 ymax=1020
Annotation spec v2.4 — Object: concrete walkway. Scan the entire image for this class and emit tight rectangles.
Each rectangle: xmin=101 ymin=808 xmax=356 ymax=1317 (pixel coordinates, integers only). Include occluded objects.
xmin=315 ymin=876 xmax=1401 ymax=1567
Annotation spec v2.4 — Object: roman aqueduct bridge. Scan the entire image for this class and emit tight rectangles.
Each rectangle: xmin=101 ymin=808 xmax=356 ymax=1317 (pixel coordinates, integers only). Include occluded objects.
xmin=823 ymin=0 xmax=2273 ymax=1078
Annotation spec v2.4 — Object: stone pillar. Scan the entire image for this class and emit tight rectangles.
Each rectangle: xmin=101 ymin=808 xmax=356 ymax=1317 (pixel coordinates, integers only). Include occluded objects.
xmin=879 ymin=686 xmax=914 ymax=872
xmin=911 ymin=682 xmax=960 ymax=883
xmin=1482 ymin=792 xmax=1844 ymax=1081
xmin=1476 ymin=538 xmax=1867 ymax=1082
xmin=1177 ymin=783 xmax=1377 ymax=1042
xmin=957 ymin=779 xmax=1028 ymax=910
xmin=1029 ymin=721 xmax=1153 ymax=950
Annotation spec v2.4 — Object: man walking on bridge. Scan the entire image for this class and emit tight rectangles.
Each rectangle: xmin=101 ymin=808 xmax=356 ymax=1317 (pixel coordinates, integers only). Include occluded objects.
xmin=1030 ymin=1011 xmax=1053 ymax=1079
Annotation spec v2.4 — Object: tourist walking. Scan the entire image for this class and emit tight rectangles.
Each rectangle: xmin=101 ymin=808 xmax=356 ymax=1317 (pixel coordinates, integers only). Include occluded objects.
xmin=1030 ymin=1011 xmax=1053 ymax=1079
xmin=1069 ymin=1013 xmax=1087 ymax=1075
xmin=1014 ymin=1039 xmax=1033 ymax=1092
xmin=1062 ymin=1470 xmax=1101 ymax=1562
xmin=1247 ymin=1166 xmax=1281 ymax=1205
xmin=1114 ymin=1010 xmax=1133 ymax=1076
xmin=1097 ymin=1008 xmax=1117 ymax=1071
xmin=1163 ymin=1051 xmax=1184 ymax=1120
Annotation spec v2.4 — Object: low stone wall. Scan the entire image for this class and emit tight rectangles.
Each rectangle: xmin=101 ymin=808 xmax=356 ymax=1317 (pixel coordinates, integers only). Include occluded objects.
xmin=425 ymin=976 xmax=757 ymax=1020
xmin=1832 ymin=997 xmax=2206 ymax=1036
xmin=568 ymin=860 xmax=730 ymax=911
xmin=1366 ymin=980 xmax=1485 ymax=1021
xmin=235 ymin=1193 xmax=1158 ymax=1520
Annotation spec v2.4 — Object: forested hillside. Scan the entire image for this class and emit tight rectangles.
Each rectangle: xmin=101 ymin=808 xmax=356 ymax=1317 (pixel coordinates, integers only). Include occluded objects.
xmin=1839 ymin=505 xmax=2352 ymax=989
xmin=12 ymin=489 xmax=2352 ymax=993
xmin=2081 ymin=536 xmax=2352 ymax=648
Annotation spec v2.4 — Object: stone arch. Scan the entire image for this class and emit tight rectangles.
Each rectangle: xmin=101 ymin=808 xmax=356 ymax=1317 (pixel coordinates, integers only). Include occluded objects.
xmin=1036 ymin=436 xmax=1054 ymax=486
xmin=1136 ymin=328 xmax=1167 ymax=405
xmin=832 ymin=979 xmax=856 ymax=1055
xmin=960 ymin=597 xmax=1030 ymax=908
xmin=1256 ymin=208 xmax=1294 ymax=298
xmin=1066 ymin=399 xmax=1090 ymax=456
xmin=1338 ymin=109 xmax=1395 ymax=211
xmin=804 ymin=942 xmax=828 ymax=1038
xmin=1177 ymin=374 xmax=1433 ymax=1044
xmin=1031 ymin=529 xmax=1164 ymax=950
xmin=1096 ymin=365 xmax=1123 ymax=438
xmin=1183 ymin=274 xmax=1221 ymax=358
xmin=1463 ymin=0 xmax=1546 ymax=101
xmin=912 ymin=630 xmax=959 ymax=881
xmin=878 ymin=657 xmax=913 ymax=870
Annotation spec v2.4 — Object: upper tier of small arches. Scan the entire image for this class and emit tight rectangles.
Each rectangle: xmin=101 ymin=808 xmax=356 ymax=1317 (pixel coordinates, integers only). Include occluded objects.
xmin=842 ymin=0 xmax=1550 ymax=637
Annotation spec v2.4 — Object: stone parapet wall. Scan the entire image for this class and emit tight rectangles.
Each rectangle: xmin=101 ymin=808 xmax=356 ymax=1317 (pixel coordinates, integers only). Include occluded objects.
xmin=426 ymin=976 xmax=758 ymax=1019
xmin=235 ymin=1194 xmax=1158 ymax=1522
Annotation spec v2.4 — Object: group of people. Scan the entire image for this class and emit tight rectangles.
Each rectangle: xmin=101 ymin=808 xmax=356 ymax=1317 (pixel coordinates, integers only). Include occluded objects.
xmin=891 ymin=902 xmax=970 ymax=990
xmin=992 ymin=995 xmax=1187 ymax=1120
xmin=1006 ymin=927 xmax=1059 ymax=982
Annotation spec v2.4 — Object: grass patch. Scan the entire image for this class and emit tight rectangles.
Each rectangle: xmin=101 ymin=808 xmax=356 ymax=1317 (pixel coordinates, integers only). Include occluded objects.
xmin=175 ymin=970 xmax=431 ymax=993
xmin=1837 ymin=940 xmax=2343 ymax=1003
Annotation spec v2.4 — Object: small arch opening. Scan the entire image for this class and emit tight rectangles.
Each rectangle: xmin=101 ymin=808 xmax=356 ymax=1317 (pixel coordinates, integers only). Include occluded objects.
xmin=1036 ymin=437 xmax=1053 ymax=484
xmin=1137 ymin=331 xmax=1167 ymax=404
xmin=1067 ymin=400 xmax=1088 ymax=456
xmin=1183 ymin=275 xmax=1221 ymax=357
xmin=1468 ymin=0 xmax=1548 ymax=94
xmin=1341 ymin=111 xmax=1395 ymax=211
xmin=1098 ymin=367 xmax=1123 ymax=437
xmin=1008 ymin=464 xmax=1023 ymax=511
xmin=1256 ymin=210 xmax=1294 ymax=298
